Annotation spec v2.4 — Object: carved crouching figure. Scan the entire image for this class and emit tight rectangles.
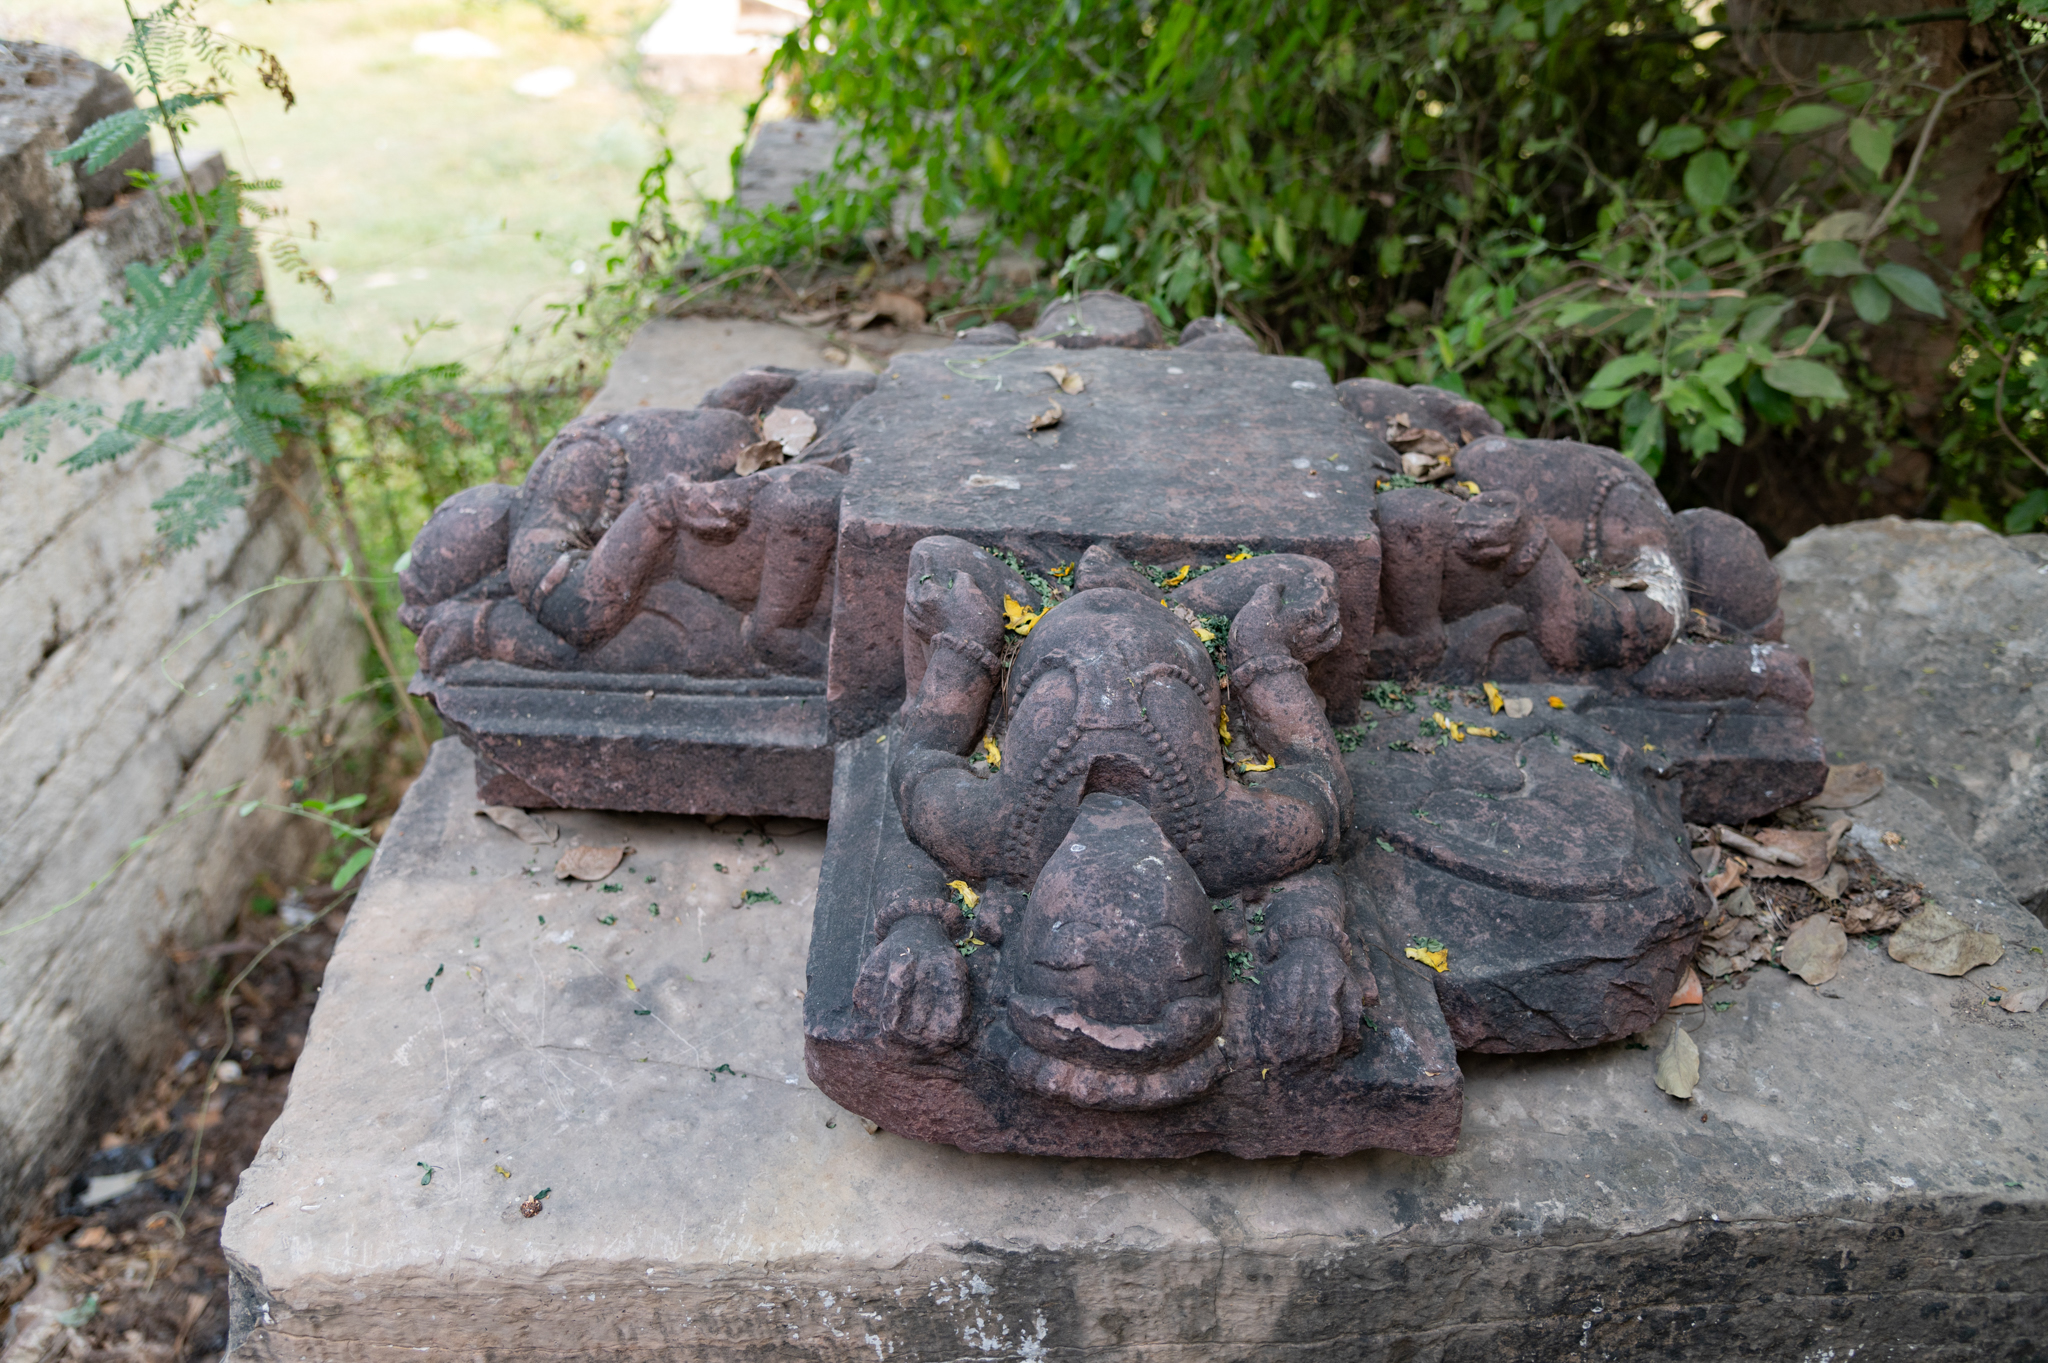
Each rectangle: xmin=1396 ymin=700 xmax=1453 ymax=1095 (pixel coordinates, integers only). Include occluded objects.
xmin=1338 ymin=379 xmax=1811 ymax=706
xmin=398 ymin=368 xmax=874 ymax=679
xmin=857 ymin=538 xmax=1373 ymax=1111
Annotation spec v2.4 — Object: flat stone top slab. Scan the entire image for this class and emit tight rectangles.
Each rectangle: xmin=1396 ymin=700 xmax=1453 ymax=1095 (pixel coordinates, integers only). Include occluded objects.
xmin=582 ymin=317 xmax=836 ymax=416
xmin=833 ymin=345 xmax=1391 ymax=541
xmin=224 ymin=740 xmax=2048 ymax=1359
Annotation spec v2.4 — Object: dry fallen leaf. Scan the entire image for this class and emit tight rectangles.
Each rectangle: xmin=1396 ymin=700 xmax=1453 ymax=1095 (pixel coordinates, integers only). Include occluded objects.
xmin=1668 ymin=965 xmax=1703 ymax=1008
xmin=1809 ymin=762 xmax=1885 ymax=810
xmin=555 ymin=845 xmax=626 ymax=881
xmin=1998 ymin=983 xmax=2048 ymax=1014
xmin=1823 ymin=817 xmax=1853 ymax=861
xmin=1779 ymin=915 xmax=1847 ymax=985
xmin=1655 ymin=1025 xmax=1699 ymax=1099
xmin=1385 ymin=412 xmax=1459 ymax=460
xmin=1715 ymin=826 xmax=1806 ymax=868
xmin=1040 ymin=364 xmax=1086 ymax=394
xmin=1026 ymin=401 xmax=1064 ymax=433
xmin=871 ymin=290 xmax=926 ymax=327
xmin=1841 ymin=890 xmax=1909 ymax=935
xmin=1888 ymin=904 xmax=2003 ymax=976
xmin=1706 ymin=855 xmax=1746 ymax=898
xmin=734 ymin=440 xmax=786 ymax=476
xmin=1400 ymin=450 xmax=1454 ymax=481
xmin=478 ymin=805 xmax=558 ymax=845
xmin=1745 ymin=829 xmax=1831 ymax=884
xmin=1502 ymin=696 xmax=1534 ymax=718
xmin=761 ymin=406 xmax=818 ymax=456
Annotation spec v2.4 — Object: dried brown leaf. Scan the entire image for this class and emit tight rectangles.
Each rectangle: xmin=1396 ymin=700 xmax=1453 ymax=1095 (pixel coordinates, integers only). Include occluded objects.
xmin=1998 ymin=983 xmax=2048 ymax=1014
xmin=734 ymin=440 xmax=786 ymax=476
xmin=871 ymin=290 xmax=926 ymax=327
xmin=1780 ymin=915 xmax=1847 ymax=985
xmin=1715 ymin=826 xmax=1806 ymax=867
xmin=761 ymin=406 xmax=817 ymax=456
xmin=1746 ymin=828 xmax=1830 ymax=884
xmin=1026 ymin=402 xmax=1064 ymax=433
xmin=1655 ymin=1025 xmax=1699 ymax=1099
xmin=478 ymin=806 xmax=558 ymax=845
xmin=1888 ymin=903 xmax=2003 ymax=976
xmin=555 ymin=845 xmax=626 ymax=881
xmin=1706 ymin=856 xmax=1746 ymax=898
xmin=1809 ymin=762 xmax=1885 ymax=809
xmin=1039 ymin=364 xmax=1086 ymax=395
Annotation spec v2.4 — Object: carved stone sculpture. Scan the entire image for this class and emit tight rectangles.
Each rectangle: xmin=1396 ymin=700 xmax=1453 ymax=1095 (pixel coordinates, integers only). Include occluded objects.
xmin=398 ymin=368 xmax=872 ymax=815
xmin=400 ymin=290 xmax=1832 ymax=1157
xmin=807 ymin=539 xmax=1460 ymax=1157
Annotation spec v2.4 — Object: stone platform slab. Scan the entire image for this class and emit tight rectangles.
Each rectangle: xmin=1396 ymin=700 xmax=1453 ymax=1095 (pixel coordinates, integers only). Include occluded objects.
xmin=223 ymin=740 xmax=2048 ymax=1359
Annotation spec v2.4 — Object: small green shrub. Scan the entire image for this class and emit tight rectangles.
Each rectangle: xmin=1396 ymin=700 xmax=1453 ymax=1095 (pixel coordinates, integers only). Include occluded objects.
xmin=697 ymin=0 xmax=2048 ymax=530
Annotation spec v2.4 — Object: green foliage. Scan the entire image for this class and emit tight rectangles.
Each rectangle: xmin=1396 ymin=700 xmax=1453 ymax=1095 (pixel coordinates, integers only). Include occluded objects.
xmin=697 ymin=0 xmax=2047 ymax=527
xmin=50 ymin=91 xmax=222 ymax=173
xmin=4 ymin=2 xmax=310 ymax=549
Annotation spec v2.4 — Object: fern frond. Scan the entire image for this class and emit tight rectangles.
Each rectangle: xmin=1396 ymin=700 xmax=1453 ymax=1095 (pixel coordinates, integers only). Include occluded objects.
xmin=79 ymin=257 xmax=217 ymax=376
xmin=54 ymin=93 xmax=223 ymax=173
xmin=152 ymin=466 xmax=252 ymax=549
xmin=0 ymin=397 xmax=104 ymax=462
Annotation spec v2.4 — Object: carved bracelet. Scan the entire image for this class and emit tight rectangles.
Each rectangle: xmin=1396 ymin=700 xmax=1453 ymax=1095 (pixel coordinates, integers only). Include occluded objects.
xmin=1230 ymin=654 xmax=1308 ymax=688
xmin=929 ymin=631 xmax=1002 ymax=679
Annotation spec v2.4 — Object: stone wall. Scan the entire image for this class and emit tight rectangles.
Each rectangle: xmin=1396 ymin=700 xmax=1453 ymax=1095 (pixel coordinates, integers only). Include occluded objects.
xmin=0 ymin=44 xmax=367 ymax=1236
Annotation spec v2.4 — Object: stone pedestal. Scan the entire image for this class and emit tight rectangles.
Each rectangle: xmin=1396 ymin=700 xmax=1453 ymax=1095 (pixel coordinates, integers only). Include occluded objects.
xmin=824 ymin=344 xmax=1395 ymax=737
xmin=223 ymin=740 xmax=2048 ymax=1360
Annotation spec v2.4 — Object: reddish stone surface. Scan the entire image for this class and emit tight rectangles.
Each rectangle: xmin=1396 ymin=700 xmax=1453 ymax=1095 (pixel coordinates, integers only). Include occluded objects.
xmin=397 ymin=293 xmax=1832 ymax=1158
xmin=400 ymin=372 xmax=867 ymax=815
xmin=823 ymin=342 xmax=1396 ymax=738
xmin=805 ymin=731 xmax=1463 ymax=1160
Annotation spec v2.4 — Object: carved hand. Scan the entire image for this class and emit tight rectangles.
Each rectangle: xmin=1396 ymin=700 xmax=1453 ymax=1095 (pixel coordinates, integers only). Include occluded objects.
xmin=1230 ymin=579 xmax=1341 ymax=665
xmin=662 ymin=473 xmax=753 ymax=544
xmin=852 ymin=913 xmax=970 ymax=1051
xmin=905 ymin=568 xmax=1003 ymax=652
xmin=1258 ymin=936 xmax=1358 ymax=1065
xmin=415 ymin=599 xmax=490 ymax=671
xmin=1452 ymin=490 xmax=1542 ymax=576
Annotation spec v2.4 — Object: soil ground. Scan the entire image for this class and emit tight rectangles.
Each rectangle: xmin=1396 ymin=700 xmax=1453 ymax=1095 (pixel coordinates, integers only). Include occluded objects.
xmin=2 ymin=885 xmax=357 ymax=1361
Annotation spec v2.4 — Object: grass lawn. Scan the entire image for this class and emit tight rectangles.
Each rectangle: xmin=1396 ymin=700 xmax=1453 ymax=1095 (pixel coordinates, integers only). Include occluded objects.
xmin=3 ymin=0 xmax=757 ymax=377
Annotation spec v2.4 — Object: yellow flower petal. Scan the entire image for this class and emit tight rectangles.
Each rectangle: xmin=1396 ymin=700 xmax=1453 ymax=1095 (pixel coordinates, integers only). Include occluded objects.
xmin=946 ymin=879 xmax=980 ymax=910
xmin=1548 ymin=695 xmax=1566 ymax=709
xmin=1192 ymin=623 xmax=1216 ymax=642
xmin=1458 ymin=480 xmax=1481 ymax=495
xmin=1433 ymin=711 xmax=1466 ymax=742
xmin=1162 ymin=565 xmax=1191 ymax=587
xmin=1002 ymin=594 xmax=1043 ymax=636
xmin=1049 ymin=562 xmax=1074 ymax=578
xmin=625 ymin=974 xmax=638 ymax=991
xmin=1466 ymin=725 xmax=1500 ymax=738
xmin=979 ymin=736 xmax=1001 ymax=768
xmin=1219 ymin=710 xmax=1233 ymax=744
xmin=1225 ymin=548 xmax=1253 ymax=563
xmin=1573 ymin=752 xmax=1610 ymax=771
xmin=1238 ymin=755 xmax=1276 ymax=773
xmin=1483 ymin=681 xmax=1505 ymax=714
xmin=1405 ymin=945 xmax=1449 ymax=973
